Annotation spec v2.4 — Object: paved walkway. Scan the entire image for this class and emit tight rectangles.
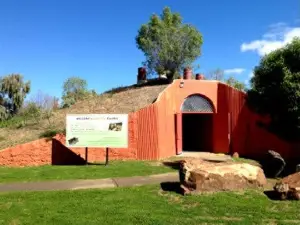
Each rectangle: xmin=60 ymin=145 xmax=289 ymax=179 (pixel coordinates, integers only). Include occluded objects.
xmin=0 ymin=172 xmax=179 ymax=193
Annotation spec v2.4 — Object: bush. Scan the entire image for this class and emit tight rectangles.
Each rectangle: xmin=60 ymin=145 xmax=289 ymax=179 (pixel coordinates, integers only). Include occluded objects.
xmin=0 ymin=74 xmax=31 ymax=115
xmin=90 ymin=89 xmax=97 ymax=96
xmin=0 ymin=116 xmax=25 ymax=128
xmin=61 ymin=96 xmax=76 ymax=108
xmin=39 ymin=128 xmax=66 ymax=138
xmin=0 ymin=106 xmax=9 ymax=121
xmin=18 ymin=102 xmax=42 ymax=125
xmin=61 ymin=77 xmax=88 ymax=107
xmin=39 ymin=129 xmax=60 ymax=138
xmin=248 ymin=38 xmax=300 ymax=141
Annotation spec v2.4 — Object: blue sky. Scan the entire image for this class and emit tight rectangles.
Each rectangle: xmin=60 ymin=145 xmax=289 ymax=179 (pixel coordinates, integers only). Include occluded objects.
xmin=0 ymin=0 xmax=299 ymax=99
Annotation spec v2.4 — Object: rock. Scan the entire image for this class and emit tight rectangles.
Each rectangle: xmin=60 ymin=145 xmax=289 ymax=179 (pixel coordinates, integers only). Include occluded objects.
xmin=296 ymin=164 xmax=300 ymax=172
xmin=262 ymin=150 xmax=286 ymax=178
xmin=158 ymin=74 xmax=168 ymax=79
xmin=274 ymin=182 xmax=289 ymax=200
xmin=290 ymin=187 xmax=300 ymax=200
xmin=274 ymin=172 xmax=300 ymax=200
xmin=137 ymin=80 xmax=147 ymax=85
xmin=179 ymin=158 xmax=267 ymax=195
xmin=232 ymin=152 xmax=239 ymax=158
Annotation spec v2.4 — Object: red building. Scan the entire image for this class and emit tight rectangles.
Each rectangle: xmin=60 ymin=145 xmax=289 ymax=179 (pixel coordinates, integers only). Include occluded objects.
xmin=138 ymin=79 xmax=297 ymax=160
xmin=54 ymin=78 xmax=297 ymax=162
xmin=1 ymin=77 xmax=299 ymax=167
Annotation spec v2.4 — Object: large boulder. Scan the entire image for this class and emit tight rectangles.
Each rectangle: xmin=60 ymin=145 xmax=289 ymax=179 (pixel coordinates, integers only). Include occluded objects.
xmin=261 ymin=150 xmax=286 ymax=178
xmin=274 ymin=172 xmax=300 ymax=200
xmin=296 ymin=164 xmax=300 ymax=172
xmin=179 ymin=158 xmax=267 ymax=195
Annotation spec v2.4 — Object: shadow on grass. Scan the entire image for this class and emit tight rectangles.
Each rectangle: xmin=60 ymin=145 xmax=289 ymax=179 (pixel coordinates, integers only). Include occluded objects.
xmin=264 ymin=190 xmax=283 ymax=201
xmin=49 ymin=162 xmax=107 ymax=166
xmin=160 ymin=182 xmax=183 ymax=195
xmin=162 ymin=161 xmax=182 ymax=170
xmin=87 ymin=162 xmax=108 ymax=166
xmin=202 ymin=159 xmax=227 ymax=163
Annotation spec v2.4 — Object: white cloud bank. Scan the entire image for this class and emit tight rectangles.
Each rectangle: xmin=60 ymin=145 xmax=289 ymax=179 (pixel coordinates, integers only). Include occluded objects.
xmin=241 ymin=23 xmax=300 ymax=56
xmin=224 ymin=68 xmax=245 ymax=74
xmin=248 ymin=71 xmax=254 ymax=79
xmin=245 ymin=71 xmax=254 ymax=85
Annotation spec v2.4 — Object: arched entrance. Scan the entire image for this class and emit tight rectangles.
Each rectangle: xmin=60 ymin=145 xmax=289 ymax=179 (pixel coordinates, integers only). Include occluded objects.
xmin=181 ymin=94 xmax=215 ymax=113
xmin=179 ymin=94 xmax=214 ymax=153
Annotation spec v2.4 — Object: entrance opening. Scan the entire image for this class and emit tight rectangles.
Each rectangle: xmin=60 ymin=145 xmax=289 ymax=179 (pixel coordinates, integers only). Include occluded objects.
xmin=182 ymin=113 xmax=213 ymax=152
xmin=179 ymin=94 xmax=215 ymax=153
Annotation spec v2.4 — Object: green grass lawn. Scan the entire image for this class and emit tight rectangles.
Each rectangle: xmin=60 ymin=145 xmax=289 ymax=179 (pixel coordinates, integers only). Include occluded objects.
xmin=1 ymin=185 xmax=300 ymax=225
xmin=0 ymin=161 xmax=174 ymax=183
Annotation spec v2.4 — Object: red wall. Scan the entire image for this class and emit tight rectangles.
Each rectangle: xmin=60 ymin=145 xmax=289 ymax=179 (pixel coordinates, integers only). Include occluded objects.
xmin=155 ymin=80 xmax=219 ymax=158
xmin=225 ymin=84 xmax=299 ymax=160
xmin=0 ymin=138 xmax=52 ymax=167
xmin=0 ymin=106 xmax=161 ymax=167
xmin=136 ymin=104 xmax=160 ymax=160
xmin=212 ymin=83 xmax=230 ymax=153
xmin=0 ymin=114 xmax=138 ymax=167
xmin=153 ymin=80 xmax=298 ymax=160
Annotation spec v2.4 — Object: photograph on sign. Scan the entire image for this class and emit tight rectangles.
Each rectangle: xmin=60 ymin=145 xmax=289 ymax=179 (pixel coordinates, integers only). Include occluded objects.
xmin=108 ymin=122 xmax=123 ymax=131
xmin=66 ymin=114 xmax=128 ymax=148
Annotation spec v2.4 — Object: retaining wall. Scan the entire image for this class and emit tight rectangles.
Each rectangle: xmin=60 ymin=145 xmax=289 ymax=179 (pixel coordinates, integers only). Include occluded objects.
xmin=0 ymin=138 xmax=52 ymax=167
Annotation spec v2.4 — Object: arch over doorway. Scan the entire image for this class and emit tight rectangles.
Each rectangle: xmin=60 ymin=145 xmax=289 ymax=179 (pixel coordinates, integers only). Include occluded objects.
xmin=180 ymin=94 xmax=215 ymax=113
xmin=177 ymin=94 xmax=215 ymax=154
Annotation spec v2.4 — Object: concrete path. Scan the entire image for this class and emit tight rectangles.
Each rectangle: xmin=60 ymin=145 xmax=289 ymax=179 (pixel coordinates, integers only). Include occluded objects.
xmin=0 ymin=172 xmax=179 ymax=193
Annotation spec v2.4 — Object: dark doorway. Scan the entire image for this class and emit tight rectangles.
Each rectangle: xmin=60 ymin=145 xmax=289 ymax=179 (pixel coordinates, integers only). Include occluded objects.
xmin=182 ymin=113 xmax=213 ymax=152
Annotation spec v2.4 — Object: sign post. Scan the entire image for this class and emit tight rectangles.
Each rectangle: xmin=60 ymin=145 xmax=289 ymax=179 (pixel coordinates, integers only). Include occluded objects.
xmin=66 ymin=114 xmax=128 ymax=165
xmin=85 ymin=147 xmax=88 ymax=165
xmin=105 ymin=147 xmax=109 ymax=166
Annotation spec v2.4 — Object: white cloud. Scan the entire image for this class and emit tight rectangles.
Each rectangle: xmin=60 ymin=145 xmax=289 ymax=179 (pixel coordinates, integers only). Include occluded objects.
xmin=245 ymin=71 xmax=254 ymax=86
xmin=224 ymin=68 xmax=245 ymax=74
xmin=241 ymin=23 xmax=300 ymax=56
xmin=263 ymin=22 xmax=289 ymax=40
xmin=248 ymin=71 xmax=254 ymax=78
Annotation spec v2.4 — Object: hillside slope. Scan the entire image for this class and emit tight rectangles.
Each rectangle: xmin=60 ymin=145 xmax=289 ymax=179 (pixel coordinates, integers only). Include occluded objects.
xmin=0 ymin=84 xmax=168 ymax=150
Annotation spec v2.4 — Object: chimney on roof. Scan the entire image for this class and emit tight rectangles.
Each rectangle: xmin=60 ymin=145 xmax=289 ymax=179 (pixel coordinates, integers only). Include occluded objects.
xmin=195 ymin=73 xmax=205 ymax=80
xmin=137 ymin=67 xmax=147 ymax=84
xmin=183 ymin=67 xmax=193 ymax=80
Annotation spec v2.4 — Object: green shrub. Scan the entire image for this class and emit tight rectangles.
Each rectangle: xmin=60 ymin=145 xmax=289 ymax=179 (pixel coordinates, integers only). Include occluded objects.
xmin=104 ymin=86 xmax=131 ymax=95
xmin=39 ymin=128 xmax=66 ymax=138
xmin=61 ymin=77 xmax=89 ymax=108
xmin=18 ymin=102 xmax=42 ymax=125
xmin=16 ymin=120 xmax=26 ymax=129
xmin=0 ymin=116 xmax=25 ymax=128
xmin=39 ymin=129 xmax=60 ymax=138
xmin=61 ymin=96 xmax=76 ymax=108
xmin=0 ymin=106 xmax=9 ymax=121
xmin=90 ymin=89 xmax=97 ymax=96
